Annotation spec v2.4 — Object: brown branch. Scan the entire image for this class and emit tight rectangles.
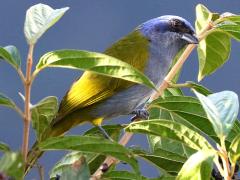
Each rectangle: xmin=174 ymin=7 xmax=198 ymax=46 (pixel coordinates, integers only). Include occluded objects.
xmin=22 ymin=44 xmax=34 ymax=162
xmin=92 ymin=22 xmax=214 ymax=179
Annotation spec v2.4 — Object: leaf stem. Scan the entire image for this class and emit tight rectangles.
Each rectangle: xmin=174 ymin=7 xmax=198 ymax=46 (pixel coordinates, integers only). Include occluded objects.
xmin=17 ymin=69 xmax=26 ymax=84
xmin=92 ymin=21 xmax=215 ymax=179
xmin=31 ymin=69 xmax=41 ymax=83
xmin=14 ymin=105 xmax=25 ymax=119
xmin=219 ymin=137 xmax=232 ymax=180
xmin=22 ymin=44 xmax=34 ymax=162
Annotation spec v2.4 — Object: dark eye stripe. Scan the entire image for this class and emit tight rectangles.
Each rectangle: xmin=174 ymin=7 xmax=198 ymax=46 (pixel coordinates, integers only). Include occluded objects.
xmin=170 ymin=19 xmax=194 ymax=34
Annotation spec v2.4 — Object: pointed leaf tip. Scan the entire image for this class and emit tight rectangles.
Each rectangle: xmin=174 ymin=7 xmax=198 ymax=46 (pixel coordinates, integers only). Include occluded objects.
xmin=0 ymin=46 xmax=21 ymax=69
xmin=24 ymin=3 xmax=69 ymax=44
xmin=194 ymin=90 xmax=239 ymax=138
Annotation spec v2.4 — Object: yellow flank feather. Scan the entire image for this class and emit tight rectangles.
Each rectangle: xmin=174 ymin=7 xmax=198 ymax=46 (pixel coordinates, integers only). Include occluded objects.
xmin=53 ymin=30 xmax=149 ymax=131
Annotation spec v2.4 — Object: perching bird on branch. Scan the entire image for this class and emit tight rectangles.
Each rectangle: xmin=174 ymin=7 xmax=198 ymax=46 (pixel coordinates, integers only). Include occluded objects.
xmin=26 ymin=15 xmax=198 ymax=174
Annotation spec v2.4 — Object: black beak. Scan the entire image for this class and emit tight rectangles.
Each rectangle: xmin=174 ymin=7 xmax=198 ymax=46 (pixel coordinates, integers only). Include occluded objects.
xmin=181 ymin=33 xmax=199 ymax=44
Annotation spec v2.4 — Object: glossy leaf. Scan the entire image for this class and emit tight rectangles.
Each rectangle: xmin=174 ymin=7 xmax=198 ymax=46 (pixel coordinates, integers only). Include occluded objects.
xmin=148 ymin=134 xmax=195 ymax=159
xmin=229 ymin=134 xmax=240 ymax=164
xmin=31 ymin=96 xmax=58 ymax=141
xmin=0 ymin=46 xmax=21 ymax=69
xmin=195 ymin=4 xmax=231 ymax=81
xmin=58 ymin=156 xmax=90 ymax=180
xmin=197 ymin=31 xmax=231 ymax=81
xmin=0 ymin=141 xmax=10 ymax=152
xmin=149 ymin=96 xmax=215 ymax=141
xmin=39 ymin=136 xmax=139 ymax=174
xmin=176 ymin=151 xmax=215 ymax=180
xmin=50 ymin=125 xmax=123 ymax=177
xmin=194 ymin=91 xmax=239 ymax=138
xmin=195 ymin=4 xmax=212 ymax=34
xmin=186 ymin=81 xmax=212 ymax=96
xmin=102 ymin=171 xmax=147 ymax=180
xmin=148 ymin=97 xmax=195 ymax=157
xmin=217 ymin=14 xmax=240 ymax=25
xmin=148 ymin=89 xmax=196 ymax=158
xmin=133 ymin=149 xmax=186 ymax=175
xmin=84 ymin=124 xmax=123 ymax=141
xmin=148 ymin=95 xmax=240 ymax=148
xmin=0 ymin=93 xmax=16 ymax=109
xmin=0 ymin=152 xmax=24 ymax=180
xmin=50 ymin=152 xmax=97 ymax=179
xmin=36 ymin=50 xmax=156 ymax=90
xmin=24 ymin=3 xmax=69 ymax=44
xmin=126 ymin=120 xmax=213 ymax=151
xmin=216 ymin=23 xmax=240 ymax=41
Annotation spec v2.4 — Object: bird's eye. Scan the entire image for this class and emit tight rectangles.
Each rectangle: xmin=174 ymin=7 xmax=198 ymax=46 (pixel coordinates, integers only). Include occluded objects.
xmin=170 ymin=19 xmax=183 ymax=28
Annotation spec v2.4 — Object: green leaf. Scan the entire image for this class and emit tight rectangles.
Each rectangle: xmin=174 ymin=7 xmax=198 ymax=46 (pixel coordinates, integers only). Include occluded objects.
xmin=84 ymin=125 xmax=123 ymax=173
xmin=229 ymin=134 xmax=240 ymax=164
xmin=58 ymin=156 xmax=90 ymax=180
xmin=133 ymin=149 xmax=186 ymax=175
xmin=148 ymin=95 xmax=240 ymax=148
xmin=216 ymin=23 xmax=240 ymax=41
xmin=31 ymin=96 xmax=58 ymax=141
xmin=0 ymin=152 xmax=24 ymax=180
xmin=102 ymin=171 xmax=146 ymax=180
xmin=39 ymin=136 xmax=139 ymax=174
xmin=186 ymin=81 xmax=212 ymax=96
xmin=24 ymin=3 xmax=69 ymax=44
xmin=216 ymin=14 xmax=240 ymax=25
xmin=0 ymin=46 xmax=21 ymax=69
xmin=84 ymin=124 xmax=123 ymax=141
xmin=162 ymin=88 xmax=183 ymax=98
xmin=197 ymin=31 xmax=231 ymax=81
xmin=0 ymin=141 xmax=10 ymax=152
xmin=195 ymin=4 xmax=212 ymax=34
xmin=36 ymin=49 xmax=156 ymax=90
xmin=194 ymin=91 xmax=239 ymax=138
xmin=126 ymin=120 xmax=213 ymax=151
xmin=149 ymin=96 xmax=215 ymax=141
xmin=50 ymin=151 xmax=98 ymax=179
xmin=0 ymin=93 xmax=16 ymax=109
xmin=148 ymin=135 xmax=195 ymax=159
xmin=176 ymin=150 xmax=215 ymax=180
xmin=148 ymin=93 xmax=197 ymax=159
xmin=50 ymin=125 xmax=123 ymax=177
xmin=195 ymin=4 xmax=232 ymax=81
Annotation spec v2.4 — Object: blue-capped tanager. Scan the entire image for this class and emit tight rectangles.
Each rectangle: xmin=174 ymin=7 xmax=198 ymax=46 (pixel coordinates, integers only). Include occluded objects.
xmin=26 ymin=15 xmax=198 ymax=171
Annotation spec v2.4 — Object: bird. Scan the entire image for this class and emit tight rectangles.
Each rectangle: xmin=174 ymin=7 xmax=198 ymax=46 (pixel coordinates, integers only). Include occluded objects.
xmin=26 ymin=15 xmax=198 ymax=173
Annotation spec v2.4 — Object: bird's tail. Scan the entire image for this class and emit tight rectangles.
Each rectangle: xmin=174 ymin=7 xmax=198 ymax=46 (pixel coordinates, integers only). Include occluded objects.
xmin=24 ymin=141 xmax=43 ymax=176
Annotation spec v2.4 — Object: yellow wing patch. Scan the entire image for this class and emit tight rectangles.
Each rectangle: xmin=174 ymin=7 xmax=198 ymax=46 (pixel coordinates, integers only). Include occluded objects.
xmin=57 ymin=30 xmax=150 ymax=120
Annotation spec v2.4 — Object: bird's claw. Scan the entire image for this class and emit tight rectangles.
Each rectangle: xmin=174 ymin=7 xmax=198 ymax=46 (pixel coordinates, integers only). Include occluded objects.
xmin=131 ymin=109 xmax=149 ymax=121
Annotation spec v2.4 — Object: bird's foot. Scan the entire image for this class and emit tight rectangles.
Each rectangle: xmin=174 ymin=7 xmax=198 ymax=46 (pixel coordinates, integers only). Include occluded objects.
xmin=130 ymin=108 xmax=149 ymax=122
xmin=97 ymin=125 xmax=114 ymax=142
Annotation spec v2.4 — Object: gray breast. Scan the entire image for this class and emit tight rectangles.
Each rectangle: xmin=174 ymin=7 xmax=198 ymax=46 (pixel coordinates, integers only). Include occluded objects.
xmin=89 ymin=44 xmax=177 ymax=119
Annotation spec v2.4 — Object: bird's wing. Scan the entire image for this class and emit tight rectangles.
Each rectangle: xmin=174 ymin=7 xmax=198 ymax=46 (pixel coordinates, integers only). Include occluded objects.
xmin=57 ymin=30 xmax=149 ymax=119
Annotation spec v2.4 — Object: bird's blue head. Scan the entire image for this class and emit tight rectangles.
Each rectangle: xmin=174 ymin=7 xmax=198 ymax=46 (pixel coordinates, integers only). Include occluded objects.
xmin=139 ymin=15 xmax=198 ymax=52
